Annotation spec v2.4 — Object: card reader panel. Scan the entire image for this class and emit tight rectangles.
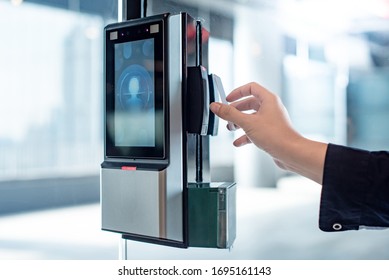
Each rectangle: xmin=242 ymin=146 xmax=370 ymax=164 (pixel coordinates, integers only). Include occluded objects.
xmin=187 ymin=66 xmax=210 ymax=135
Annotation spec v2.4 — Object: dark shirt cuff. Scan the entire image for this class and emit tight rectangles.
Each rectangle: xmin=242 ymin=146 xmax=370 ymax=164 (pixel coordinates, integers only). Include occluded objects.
xmin=319 ymin=143 xmax=370 ymax=232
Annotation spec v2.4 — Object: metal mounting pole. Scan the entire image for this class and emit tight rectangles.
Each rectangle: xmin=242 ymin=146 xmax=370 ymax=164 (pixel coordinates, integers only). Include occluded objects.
xmin=118 ymin=0 xmax=147 ymax=22
xmin=117 ymin=0 xmax=147 ymax=260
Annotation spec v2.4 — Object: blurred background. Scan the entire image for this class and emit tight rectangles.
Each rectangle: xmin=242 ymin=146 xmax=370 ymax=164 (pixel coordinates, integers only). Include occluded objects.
xmin=0 ymin=0 xmax=389 ymax=259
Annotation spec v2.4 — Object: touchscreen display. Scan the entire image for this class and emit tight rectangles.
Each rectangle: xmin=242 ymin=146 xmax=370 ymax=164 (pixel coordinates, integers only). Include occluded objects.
xmin=114 ymin=39 xmax=155 ymax=147
xmin=105 ymin=18 xmax=166 ymax=160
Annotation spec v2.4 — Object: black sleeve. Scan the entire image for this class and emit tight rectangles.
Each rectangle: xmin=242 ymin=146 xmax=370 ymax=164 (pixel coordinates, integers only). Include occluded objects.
xmin=319 ymin=143 xmax=389 ymax=232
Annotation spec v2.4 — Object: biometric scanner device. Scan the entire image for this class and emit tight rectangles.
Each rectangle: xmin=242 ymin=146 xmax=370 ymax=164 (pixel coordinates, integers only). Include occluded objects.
xmin=101 ymin=12 xmax=236 ymax=249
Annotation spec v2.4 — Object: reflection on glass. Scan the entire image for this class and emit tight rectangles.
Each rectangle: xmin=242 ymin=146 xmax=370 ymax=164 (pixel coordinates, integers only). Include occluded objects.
xmin=0 ymin=2 xmax=105 ymax=179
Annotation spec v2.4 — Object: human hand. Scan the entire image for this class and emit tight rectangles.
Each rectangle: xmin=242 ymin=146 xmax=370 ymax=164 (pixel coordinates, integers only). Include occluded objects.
xmin=210 ymin=82 xmax=301 ymax=160
xmin=210 ymin=82 xmax=327 ymax=184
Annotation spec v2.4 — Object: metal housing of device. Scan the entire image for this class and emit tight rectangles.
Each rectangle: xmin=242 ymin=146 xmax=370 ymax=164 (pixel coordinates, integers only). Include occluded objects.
xmin=101 ymin=12 xmax=236 ymax=250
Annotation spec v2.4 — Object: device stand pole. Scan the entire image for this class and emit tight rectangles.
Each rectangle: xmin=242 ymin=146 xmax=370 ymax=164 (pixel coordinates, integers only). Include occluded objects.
xmin=117 ymin=0 xmax=147 ymax=260
xmin=119 ymin=0 xmax=147 ymax=22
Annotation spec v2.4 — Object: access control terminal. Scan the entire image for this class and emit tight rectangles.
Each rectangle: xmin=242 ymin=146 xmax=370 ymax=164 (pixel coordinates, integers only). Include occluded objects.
xmin=101 ymin=12 xmax=236 ymax=249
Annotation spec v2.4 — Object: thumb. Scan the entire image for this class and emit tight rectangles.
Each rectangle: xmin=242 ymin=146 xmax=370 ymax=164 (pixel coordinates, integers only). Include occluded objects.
xmin=210 ymin=102 xmax=245 ymax=129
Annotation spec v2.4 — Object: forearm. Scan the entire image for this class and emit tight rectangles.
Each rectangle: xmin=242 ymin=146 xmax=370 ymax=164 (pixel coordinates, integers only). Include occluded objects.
xmin=274 ymin=136 xmax=328 ymax=185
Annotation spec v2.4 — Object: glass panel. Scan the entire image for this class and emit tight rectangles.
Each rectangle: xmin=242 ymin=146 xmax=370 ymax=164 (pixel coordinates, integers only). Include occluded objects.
xmin=0 ymin=1 xmax=114 ymax=179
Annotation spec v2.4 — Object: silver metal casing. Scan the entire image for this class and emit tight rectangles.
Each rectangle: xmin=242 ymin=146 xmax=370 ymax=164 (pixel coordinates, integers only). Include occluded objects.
xmin=101 ymin=13 xmax=195 ymax=247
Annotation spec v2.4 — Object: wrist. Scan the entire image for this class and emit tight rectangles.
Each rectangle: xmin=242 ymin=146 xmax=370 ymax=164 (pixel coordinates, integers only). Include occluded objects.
xmin=277 ymin=136 xmax=328 ymax=184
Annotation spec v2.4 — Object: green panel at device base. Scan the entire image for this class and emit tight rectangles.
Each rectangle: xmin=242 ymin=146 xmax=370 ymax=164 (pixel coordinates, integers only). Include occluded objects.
xmin=188 ymin=182 xmax=236 ymax=249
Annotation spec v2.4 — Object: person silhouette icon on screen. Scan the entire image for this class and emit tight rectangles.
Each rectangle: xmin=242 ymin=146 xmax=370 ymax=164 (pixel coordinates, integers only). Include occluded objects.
xmin=126 ymin=76 xmax=143 ymax=110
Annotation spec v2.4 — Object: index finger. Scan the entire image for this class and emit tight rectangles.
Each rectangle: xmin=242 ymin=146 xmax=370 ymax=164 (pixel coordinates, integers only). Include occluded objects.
xmin=226 ymin=82 xmax=270 ymax=103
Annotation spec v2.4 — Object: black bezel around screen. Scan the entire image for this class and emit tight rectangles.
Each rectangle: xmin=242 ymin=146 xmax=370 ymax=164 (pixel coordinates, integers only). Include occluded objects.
xmin=105 ymin=16 xmax=167 ymax=160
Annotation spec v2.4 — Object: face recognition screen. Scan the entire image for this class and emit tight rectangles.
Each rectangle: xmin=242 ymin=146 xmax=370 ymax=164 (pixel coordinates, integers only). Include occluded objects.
xmin=114 ymin=39 xmax=155 ymax=147
xmin=105 ymin=19 xmax=166 ymax=159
